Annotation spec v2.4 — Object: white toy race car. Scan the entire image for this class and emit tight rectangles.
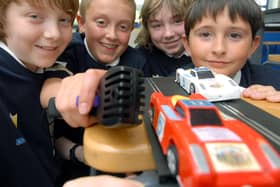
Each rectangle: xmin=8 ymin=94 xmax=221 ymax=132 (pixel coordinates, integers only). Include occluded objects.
xmin=175 ymin=67 xmax=241 ymax=102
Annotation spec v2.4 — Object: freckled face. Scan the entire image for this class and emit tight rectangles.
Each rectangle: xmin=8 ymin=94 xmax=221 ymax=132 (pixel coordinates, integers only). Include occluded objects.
xmin=4 ymin=2 xmax=73 ymax=71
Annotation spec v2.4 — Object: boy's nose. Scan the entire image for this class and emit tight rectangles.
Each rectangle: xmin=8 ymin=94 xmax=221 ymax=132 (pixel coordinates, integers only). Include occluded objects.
xmin=43 ymin=23 xmax=60 ymax=40
xmin=212 ymin=37 xmax=226 ymax=56
xmin=163 ymin=24 xmax=175 ymax=38
xmin=106 ymin=26 xmax=117 ymax=40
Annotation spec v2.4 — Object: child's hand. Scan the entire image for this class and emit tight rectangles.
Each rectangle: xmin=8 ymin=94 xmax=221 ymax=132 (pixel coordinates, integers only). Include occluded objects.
xmin=55 ymin=69 xmax=106 ymax=127
xmin=242 ymin=84 xmax=280 ymax=103
xmin=63 ymin=175 xmax=144 ymax=187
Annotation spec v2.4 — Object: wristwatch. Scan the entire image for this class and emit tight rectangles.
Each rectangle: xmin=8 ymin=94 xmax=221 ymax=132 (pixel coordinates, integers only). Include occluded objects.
xmin=69 ymin=144 xmax=82 ymax=165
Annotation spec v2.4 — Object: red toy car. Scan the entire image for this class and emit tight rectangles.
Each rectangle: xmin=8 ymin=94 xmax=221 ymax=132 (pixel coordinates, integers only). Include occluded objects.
xmin=149 ymin=92 xmax=280 ymax=187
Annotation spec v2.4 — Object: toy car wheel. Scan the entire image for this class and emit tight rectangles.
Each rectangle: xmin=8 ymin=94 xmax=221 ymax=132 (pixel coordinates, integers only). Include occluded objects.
xmin=167 ymin=145 xmax=178 ymax=176
xmin=176 ymin=74 xmax=180 ymax=84
xmin=189 ymin=83 xmax=195 ymax=94
xmin=148 ymin=107 xmax=154 ymax=123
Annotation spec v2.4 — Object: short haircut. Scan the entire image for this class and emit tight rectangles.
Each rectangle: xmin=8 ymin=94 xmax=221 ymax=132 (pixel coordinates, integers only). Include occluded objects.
xmin=79 ymin=0 xmax=136 ymax=22
xmin=184 ymin=0 xmax=263 ymax=39
xmin=0 ymin=0 xmax=79 ymax=42
xmin=136 ymin=0 xmax=193 ymax=49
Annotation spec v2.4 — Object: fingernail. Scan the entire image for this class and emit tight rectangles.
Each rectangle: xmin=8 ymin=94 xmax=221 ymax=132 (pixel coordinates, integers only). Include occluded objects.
xmin=79 ymin=102 xmax=88 ymax=114
xmin=75 ymin=96 xmax=80 ymax=107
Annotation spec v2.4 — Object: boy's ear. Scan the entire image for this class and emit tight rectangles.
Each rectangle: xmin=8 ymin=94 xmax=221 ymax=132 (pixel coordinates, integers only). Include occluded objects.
xmin=248 ymin=35 xmax=261 ymax=57
xmin=182 ymin=34 xmax=191 ymax=56
xmin=77 ymin=15 xmax=86 ymax=33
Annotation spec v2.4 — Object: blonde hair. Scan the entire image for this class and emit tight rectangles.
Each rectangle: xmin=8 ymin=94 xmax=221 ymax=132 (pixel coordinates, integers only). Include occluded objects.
xmin=0 ymin=0 xmax=79 ymax=42
xmin=79 ymin=0 xmax=136 ymax=22
xmin=135 ymin=0 xmax=193 ymax=49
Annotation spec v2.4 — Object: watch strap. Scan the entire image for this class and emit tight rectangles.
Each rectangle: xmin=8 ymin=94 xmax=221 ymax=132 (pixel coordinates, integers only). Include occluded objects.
xmin=69 ymin=144 xmax=83 ymax=165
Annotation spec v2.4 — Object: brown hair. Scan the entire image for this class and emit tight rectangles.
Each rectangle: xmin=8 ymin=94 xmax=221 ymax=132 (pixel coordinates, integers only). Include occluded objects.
xmin=79 ymin=0 xmax=136 ymax=22
xmin=184 ymin=0 xmax=263 ymax=39
xmin=135 ymin=0 xmax=193 ymax=49
xmin=0 ymin=0 xmax=79 ymax=42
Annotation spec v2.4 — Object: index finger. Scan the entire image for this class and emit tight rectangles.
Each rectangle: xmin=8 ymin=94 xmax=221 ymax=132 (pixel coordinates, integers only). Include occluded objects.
xmin=78 ymin=69 xmax=106 ymax=115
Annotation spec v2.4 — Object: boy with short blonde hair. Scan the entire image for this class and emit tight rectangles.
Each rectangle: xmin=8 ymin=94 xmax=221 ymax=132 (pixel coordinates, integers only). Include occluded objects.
xmin=41 ymin=0 xmax=146 ymax=184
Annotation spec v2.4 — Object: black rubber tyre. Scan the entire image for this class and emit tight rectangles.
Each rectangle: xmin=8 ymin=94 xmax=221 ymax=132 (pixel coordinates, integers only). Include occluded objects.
xmin=189 ymin=83 xmax=195 ymax=94
xmin=167 ymin=145 xmax=179 ymax=176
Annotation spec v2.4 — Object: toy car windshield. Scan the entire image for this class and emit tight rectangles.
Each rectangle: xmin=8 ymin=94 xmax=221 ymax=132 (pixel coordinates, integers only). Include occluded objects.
xmin=176 ymin=99 xmax=223 ymax=126
xmin=189 ymin=108 xmax=222 ymax=126
xmin=191 ymin=68 xmax=215 ymax=79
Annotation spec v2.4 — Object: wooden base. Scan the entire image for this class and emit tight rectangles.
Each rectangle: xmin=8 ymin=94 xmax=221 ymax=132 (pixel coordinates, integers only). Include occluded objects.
xmin=84 ymin=122 xmax=156 ymax=173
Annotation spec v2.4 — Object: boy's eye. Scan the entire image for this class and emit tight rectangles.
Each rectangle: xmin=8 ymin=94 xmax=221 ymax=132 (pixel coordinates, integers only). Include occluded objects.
xmin=150 ymin=23 xmax=161 ymax=29
xmin=228 ymin=32 xmax=242 ymax=40
xmin=96 ymin=19 xmax=106 ymax=27
xmin=197 ymin=31 xmax=212 ymax=39
xmin=119 ymin=24 xmax=131 ymax=32
xmin=173 ymin=16 xmax=183 ymax=24
xmin=174 ymin=19 xmax=183 ymax=24
xmin=59 ymin=17 xmax=72 ymax=27
xmin=30 ymin=14 xmax=39 ymax=19
xmin=28 ymin=13 xmax=43 ymax=22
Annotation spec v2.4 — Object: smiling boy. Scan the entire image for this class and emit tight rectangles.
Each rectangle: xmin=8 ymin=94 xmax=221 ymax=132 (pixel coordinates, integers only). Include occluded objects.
xmin=0 ymin=0 xmax=79 ymax=186
xmin=135 ymin=0 xmax=194 ymax=77
xmin=40 ymin=0 xmax=146 ymax=184
xmin=182 ymin=0 xmax=280 ymax=102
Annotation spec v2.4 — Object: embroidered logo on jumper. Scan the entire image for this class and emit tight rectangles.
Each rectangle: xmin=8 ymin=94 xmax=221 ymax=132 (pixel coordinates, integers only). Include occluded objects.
xmin=16 ymin=137 xmax=26 ymax=146
xmin=10 ymin=113 xmax=18 ymax=128
xmin=9 ymin=113 xmax=27 ymax=146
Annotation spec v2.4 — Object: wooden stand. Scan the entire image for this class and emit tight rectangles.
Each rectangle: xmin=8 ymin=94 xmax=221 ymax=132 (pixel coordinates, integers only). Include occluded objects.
xmin=83 ymin=121 xmax=156 ymax=173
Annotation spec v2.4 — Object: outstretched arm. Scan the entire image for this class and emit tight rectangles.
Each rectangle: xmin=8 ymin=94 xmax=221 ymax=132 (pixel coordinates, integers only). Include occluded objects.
xmin=40 ymin=69 xmax=106 ymax=127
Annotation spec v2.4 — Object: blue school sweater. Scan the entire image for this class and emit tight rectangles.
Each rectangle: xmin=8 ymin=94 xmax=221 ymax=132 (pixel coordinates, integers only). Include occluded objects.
xmin=137 ymin=45 xmax=193 ymax=77
xmin=46 ymin=32 xmax=146 ymax=78
xmin=0 ymin=48 xmax=56 ymax=187
xmin=241 ymin=61 xmax=280 ymax=90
